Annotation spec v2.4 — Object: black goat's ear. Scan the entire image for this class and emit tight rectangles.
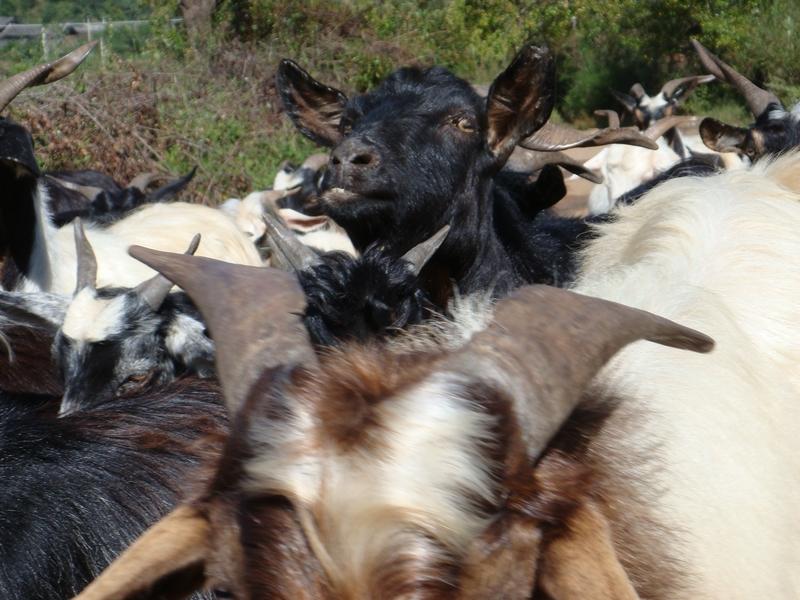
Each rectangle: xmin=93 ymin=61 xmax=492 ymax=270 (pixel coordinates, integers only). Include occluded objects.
xmin=485 ymin=44 xmax=556 ymax=165
xmin=611 ymin=89 xmax=638 ymax=114
xmin=699 ymin=118 xmax=748 ymax=154
xmin=277 ymin=59 xmax=348 ymax=148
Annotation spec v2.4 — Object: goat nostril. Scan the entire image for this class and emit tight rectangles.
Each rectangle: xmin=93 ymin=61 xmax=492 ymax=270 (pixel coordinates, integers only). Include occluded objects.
xmin=331 ymin=155 xmax=341 ymax=166
xmin=351 ymin=153 xmax=374 ymax=166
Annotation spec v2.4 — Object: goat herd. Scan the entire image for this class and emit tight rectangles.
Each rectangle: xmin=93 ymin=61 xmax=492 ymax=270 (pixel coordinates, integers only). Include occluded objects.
xmin=0 ymin=36 xmax=798 ymax=600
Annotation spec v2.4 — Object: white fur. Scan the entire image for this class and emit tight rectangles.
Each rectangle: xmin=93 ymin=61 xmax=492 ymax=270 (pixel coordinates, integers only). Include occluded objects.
xmin=574 ymin=151 xmax=800 ymax=598
xmin=61 ymin=289 xmax=127 ymax=342
xmin=19 ymin=184 xmax=263 ymax=294
xmin=220 ymin=192 xmax=268 ymax=243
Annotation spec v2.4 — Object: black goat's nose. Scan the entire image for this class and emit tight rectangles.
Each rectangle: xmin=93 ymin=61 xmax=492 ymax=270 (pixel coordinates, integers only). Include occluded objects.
xmin=331 ymin=139 xmax=379 ymax=170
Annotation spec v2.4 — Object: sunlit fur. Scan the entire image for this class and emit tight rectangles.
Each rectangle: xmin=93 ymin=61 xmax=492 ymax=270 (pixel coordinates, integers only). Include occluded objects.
xmin=16 ymin=182 xmax=262 ymax=293
xmin=573 ymin=151 xmax=800 ymax=598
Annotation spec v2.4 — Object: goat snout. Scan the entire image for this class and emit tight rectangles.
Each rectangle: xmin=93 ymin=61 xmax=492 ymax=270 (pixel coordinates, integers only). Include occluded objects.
xmin=330 ymin=139 xmax=380 ymax=176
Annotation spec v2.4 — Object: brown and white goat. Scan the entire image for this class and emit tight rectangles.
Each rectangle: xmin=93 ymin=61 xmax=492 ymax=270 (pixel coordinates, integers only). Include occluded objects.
xmin=73 ymin=249 xmax=715 ymax=600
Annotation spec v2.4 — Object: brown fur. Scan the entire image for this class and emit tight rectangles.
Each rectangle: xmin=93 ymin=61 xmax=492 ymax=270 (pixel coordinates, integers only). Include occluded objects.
xmin=0 ymin=322 xmax=62 ymax=395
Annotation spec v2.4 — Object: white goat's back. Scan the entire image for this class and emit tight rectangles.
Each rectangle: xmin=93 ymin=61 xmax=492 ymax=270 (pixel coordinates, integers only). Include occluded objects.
xmin=575 ymin=152 xmax=800 ymax=598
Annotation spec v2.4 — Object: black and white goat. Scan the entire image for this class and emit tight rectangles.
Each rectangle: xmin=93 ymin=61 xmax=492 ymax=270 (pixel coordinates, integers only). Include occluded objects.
xmin=612 ymin=74 xmax=714 ymax=129
xmin=0 ymin=44 xmax=262 ymax=293
xmin=693 ymin=39 xmax=800 ymax=159
xmin=277 ymin=44 xmax=656 ymax=298
xmin=75 ymin=151 xmax=800 ymax=600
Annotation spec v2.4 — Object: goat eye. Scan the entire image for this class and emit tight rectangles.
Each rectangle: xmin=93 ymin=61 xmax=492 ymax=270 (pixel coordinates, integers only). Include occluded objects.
xmin=117 ymin=371 xmax=154 ymax=397
xmin=450 ymin=115 xmax=475 ymax=133
xmin=213 ymin=589 xmax=235 ymax=599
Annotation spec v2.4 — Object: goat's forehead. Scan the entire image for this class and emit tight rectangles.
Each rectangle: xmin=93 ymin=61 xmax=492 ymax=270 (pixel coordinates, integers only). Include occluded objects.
xmin=61 ymin=289 xmax=129 ymax=342
xmin=639 ymin=93 xmax=670 ymax=111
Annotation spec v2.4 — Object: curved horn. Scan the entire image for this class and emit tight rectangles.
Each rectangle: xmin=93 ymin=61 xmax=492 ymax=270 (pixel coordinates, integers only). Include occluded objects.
xmin=73 ymin=218 xmax=97 ymax=293
xmin=507 ymin=147 xmax=603 ymax=184
xmin=660 ymin=74 xmax=715 ymax=101
xmin=593 ymin=109 xmax=620 ymax=129
xmin=0 ymin=41 xmax=97 ymax=112
xmin=448 ymin=285 xmax=713 ymax=457
xmin=133 ymin=234 xmax=201 ymax=312
xmin=128 ymin=247 xmax=316 ymax=414
xmin=401 ymin=225 xmax=450 ymax=275
xmin=520 ymin=122 xmax=658 ymax=151
xmin=629 ymin=83 xmax=647 ymax=100
xmin=127 ymin=172 xmax=160 ymax=193
xmin=644 ymin=115 xmax=700 ymax=141
xmin=146 ymin=166 xmax=197 ymax=202
xmin=263 ymin=208 xmax=323 ymax=272
xmin=691 ymin=39 xmax=780 ymax=117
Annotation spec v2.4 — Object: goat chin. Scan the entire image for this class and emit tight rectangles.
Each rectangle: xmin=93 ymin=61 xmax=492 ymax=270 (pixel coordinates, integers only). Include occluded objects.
xmin=574 ymin=150 xmax=800 ymax=598
xmin=21 ymin=182 xmax=263 ymax=294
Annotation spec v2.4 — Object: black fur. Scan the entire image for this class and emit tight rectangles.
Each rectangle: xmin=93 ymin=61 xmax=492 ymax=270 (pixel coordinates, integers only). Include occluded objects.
xmin=615 ymin=156 xmax=720 ymax=207
xmin=279 ymin=53 xmax=596 ymax=299
xmin=297 ymin=245 xmax=434 ymax=346
xmin=0 ymin=379 xmax=224 ymax=599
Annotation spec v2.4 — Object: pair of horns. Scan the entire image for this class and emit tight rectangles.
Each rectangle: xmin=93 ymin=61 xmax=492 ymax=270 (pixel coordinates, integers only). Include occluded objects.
xmin=129 ymin=245 xmax=714 ymax=454
xmin=264 ymin=205 xmax=449 ymax=277
xmin=691 ymin=39 xmax=781 ymax=118
xmin=0 ymin=41 xmax=96 ymax=113
xmin=624 ymin=75 xmax=714 ymax=104
xmin=72 ymin=219 xmax=200 ymax=311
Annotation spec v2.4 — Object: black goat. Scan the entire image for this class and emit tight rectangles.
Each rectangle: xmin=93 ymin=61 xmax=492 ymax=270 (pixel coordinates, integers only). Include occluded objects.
xmin=0 ymin=379 xmax=224 ymax=600
xmin=278 ymin=44 xmax=646 ymax=298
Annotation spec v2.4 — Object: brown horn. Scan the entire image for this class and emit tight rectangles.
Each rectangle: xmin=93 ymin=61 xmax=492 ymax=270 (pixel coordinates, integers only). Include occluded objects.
xmin=593 ymin=109 xmax=620 ymax=129
xmin=506 ymin=147 xmax=603 ymax=184
xmin=520 ymin=122 xmax=658 ymax=151
xmin=73 ymin=505 xmax=209 ymax=600
xmin=127 ymin=172 xmax=160 ymax=193
xmin=263 ymin=208 xmax=323 ymax=272
xmin=660 ymin=74 xmax=715 ymax=101
xmin=401 ymin=225 xmax=450 ymax=275
xmin=691 ymin=39 xmax=780 ymax=117
xmin=0 ymin=41 xmax=97 ymax=113
xmin=133 ymin=234 xmax=201 ymax=312
xmin=644 ymin=115 xmax=700 ymax=141
xmin=448 ymin=285 xmax=713 ymax=457
xmin=128 ymin=247 xmax=317 ymax=414
xmin=73 ymin=219 xmax=97 ymax=293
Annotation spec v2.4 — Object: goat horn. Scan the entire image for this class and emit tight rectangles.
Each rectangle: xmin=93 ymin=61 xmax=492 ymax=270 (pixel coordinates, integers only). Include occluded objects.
xmin=128 ymin=247 xmax=317 ymax=415
xmin=147 ymin=166 xmax=197 ymax=202
xmin=73 ymin=218 xmax=97 ymax=293
xmin=0 ymin=41 xmax=97 ymax=113
xmin=133 ymin=234 xmax=201 ymax=312
xmin=520 ymin=122 xmax=658 ymax=151
xmin=263 ymin=207 xmax=323 ymax=272
xmin=45 ymin=175 xmax=104 ymax=200
xmin=644 ymin=115 xmax=700 ymax=141
xmin=448 ymin=285 xmax=714 ymax=458
xmin=691 ymin=39 xmax=780 ymax=117
xmin=401 ymin=225 xmax=450 ymax=275
xmin=660 ymin=74 xmax=715 ymax=100
xmin=593 ymin=109 xmax=620 ymax=129
xmin=127 ymin=172 xmax=160 ymax=193
xmin=506 ymin=147 xmax=603 ymax=184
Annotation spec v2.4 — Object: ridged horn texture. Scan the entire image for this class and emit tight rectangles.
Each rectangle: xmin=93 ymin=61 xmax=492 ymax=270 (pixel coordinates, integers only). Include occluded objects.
xmin=400 ymin=225 xmax=450 ymax=275
xmin=519 ymin=121 xmax=659 ymax=151
xmin=73 ymin=218 xmax=97 ymax=293
xmin=507 ymin=147 xmax=603 ymax=183
xmin=133 ymin=233 xmax=201 ymax=312
xmin=447 ymin=285 xmax=714 ymax=458
xmin=644 ymin=115 xmax=701 ymax=141
xmin=128 ymin=247 xmax=317 ymax=415
xmin=691 ymin=39 xmax=780 ymax=117
xmin=0 ymin=41 xmax=97 ymax=112
xmin=263 ymin=207 xmax=323 ymax=272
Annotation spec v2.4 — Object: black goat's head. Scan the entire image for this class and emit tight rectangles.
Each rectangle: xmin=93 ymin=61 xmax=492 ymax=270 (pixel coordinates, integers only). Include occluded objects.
xmin=692 ymin=39 xmax=800 ymax=160
xmin=277 ymin=44 xmax=556 ymax=251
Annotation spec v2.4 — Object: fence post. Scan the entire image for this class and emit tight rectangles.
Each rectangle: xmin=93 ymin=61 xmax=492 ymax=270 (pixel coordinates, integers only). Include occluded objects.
xmin=41 ymin=26 xmax=49 ymax=60
xmin=86 ymin=18 xmax=92 ymax=42
xmin=100 ymin=17 xmax=107 ymax=66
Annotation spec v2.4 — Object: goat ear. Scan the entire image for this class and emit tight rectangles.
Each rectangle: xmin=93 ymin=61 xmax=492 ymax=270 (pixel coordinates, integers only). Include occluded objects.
xmin=457 ymin=513 xmax=541 ymax=599
xmin=699 ymin=118 xmax=748 ymax=153
xmin=611 ymin=89 xmax=637 ymax=114
xmin=485 ymin=44 xmax=556 ymax=164
xmin=277 ymin=59 xmax=348 ymax=148
xmin=538 ymin=502 xmax=640 ymax=600
xmin=74 ymin=505 xmax=210 ymax=600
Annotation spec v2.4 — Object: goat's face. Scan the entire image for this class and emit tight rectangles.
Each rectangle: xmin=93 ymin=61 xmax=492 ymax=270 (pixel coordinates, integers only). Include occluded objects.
xmin=277 ymin=45 xmax=556 ymax=251
xmin=700 ymin=102 xmax=800 ymax=160
xmin=55 ymin=287 xmax=212 ymax=414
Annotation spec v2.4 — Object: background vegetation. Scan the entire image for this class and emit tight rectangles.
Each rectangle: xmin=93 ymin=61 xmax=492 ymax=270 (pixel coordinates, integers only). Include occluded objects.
xmin=1 ymin=0 xmax=798 ymax=203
